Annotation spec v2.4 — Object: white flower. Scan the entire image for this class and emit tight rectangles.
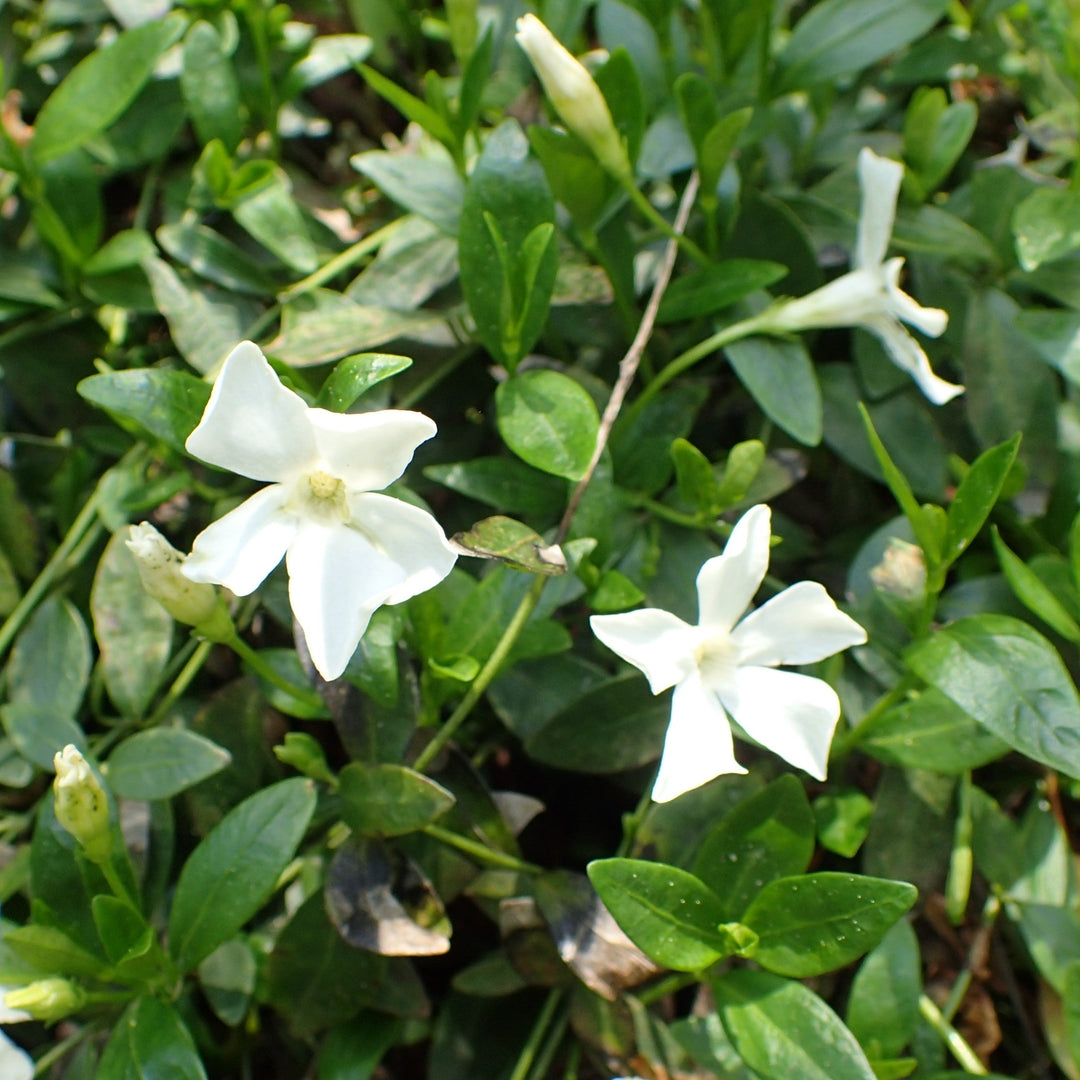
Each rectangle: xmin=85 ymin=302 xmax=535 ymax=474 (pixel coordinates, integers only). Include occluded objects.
xmin=590 ymin=506 xmax=866 ymax=802
xmin=765 ymin=148 xmax=963 ymax=405
xmin=182 ymin=341 xmax=457 ymax=680
xmin=515 ymin=13 xmax=632 ymax=182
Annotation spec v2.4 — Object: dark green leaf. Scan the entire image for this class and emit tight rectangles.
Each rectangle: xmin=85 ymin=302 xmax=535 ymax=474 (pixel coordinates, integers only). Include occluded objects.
xmin=846 ymin=919 xmax=922 ymax=1059
xmin=105 ymin=729 xmax=231 ymax=801
xmin=587 ymin=857 xmax=730 ymax=971
xmin=993 ymin=528 xmax=1080 ymax=642
xmin=157 ymin=222 xmax=276 ymax=296
xmin=181 ymin=19 xmax=243 ymax=152
xmin=169 ymin=778 xmax=317 ymax=971
xmin=1 ymin=704 xmax=87 ymax=772
xmin=425 ymin=457 xmax=567 ymax=518
xmin=942 ymin=435 xmax=1021 ymax=568
xmin=198 ymin=940 xmax=256 ymax=1027
xmin=98 ymin=996 xmax=207 ymax=1080
xmin=727 ymin=335 xmax=822 ymax=447
xmin=658 ymin=261 xmax=788 ymax=323
xmin=339 ymin=763 xmax=454 ymax=837
xmin=906 ymin=614 xmax=1080 ymax=779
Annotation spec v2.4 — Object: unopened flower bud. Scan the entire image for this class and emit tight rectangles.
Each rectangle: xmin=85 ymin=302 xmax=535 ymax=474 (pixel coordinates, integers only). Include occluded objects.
xmin=4 ymin=978 xmax=86 ymax=1022
xmin=126 ymin=523 xmax=234 ymax=641
xmin=515 ymin=14 xmax=632 ymax=182
xmin=53 ymin=745 xmax=112 ymax=863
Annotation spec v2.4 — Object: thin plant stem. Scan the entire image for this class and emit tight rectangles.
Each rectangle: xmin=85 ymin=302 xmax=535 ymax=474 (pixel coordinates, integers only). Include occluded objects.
xmin=918 ymin=993 xmax=988 ymax=1074
xmin=413 ymin=576 xmax=546 ymax=773
xmin=423 ymin=824 xmax=542 ymax=874
xmin=98 ymin=855 xmax=139 ymax=911
xmin=144 ymin=639 xmax=214 ymax=727
xmin=228 ymin=634 xmax=327 ymax=713
xmin=526 ymin=998 xmax=569 ymax=1080
xmin=623 ymin=181 xmax=709 ymax=266
xmin=33 ymin=1023 xmax=99 ymax=1077
xmin=636 ymin=970 xmax=698 ymax=1006
xmin=508 ymin=988 xmax=565 ymax=1080
xmin=943 ymin=894 xmax=1001 ymax=1022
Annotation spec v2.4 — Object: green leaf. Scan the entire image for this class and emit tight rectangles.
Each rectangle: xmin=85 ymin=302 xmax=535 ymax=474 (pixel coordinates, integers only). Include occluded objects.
xmin=352 ymin=149 xmax=464 ymax=235
xmin=8 ymin=595 xmax=90 ymax=719
xmin=90 ymin=530 xmax=174 ymax=718
xmin=774 ymin=0 xmax=950 ymax=93
xmin=595 ymin=47 xmax=645 ymax=166
xmin=358 ymin=63 xmax=456 ymax=148
xmin=587 ymin=857 xmax=730 ymax=971
xmin=451 ymin=516 xmax=567 ymax=576
xmin=79 ymin=367 xmax=212 ymax=452
xmin=424 ymin=457 xmax=567 ymax=518
xmin=590 ymin=569 xmax=646 ymax=613
xmin=742 ymin=872 xmax=917 ymax=978
xmin=1 ymin=704 xmax=87 ymax=772
xmin=81 ymin=229 xmax=156 ymax=276
xmin=813 ymin=789 xmax=874 ymax=858
xmin=658 ymin=261 xmax=787 ymax=324
xmin=714 ymin=968 xmax=878 ymax=1080
xmin=992 ymin=528 xmax=1080 ymax=642
xmin=230 ymin=168 xmax=318 ymax=274
xmin=726 ymin=335 xmax=822 ymax=447
xmin=4 ymin=924 xmax=108 ymax=979
xmin=198 ymin=940 xmax=256 ymax=1027
xmin=169 ymin=778 xmax=316 ymax=972
xmin=105 ymin=729 xmax=231 ymax=800
xmin=528 ymin=127 xmax=614 ymax=233
xmin=98 ymin=996 xmax=207 ymax=1080
xmin=91 ymin=895 xmax=153 ymax=968
xmin=496 ymin=369 xmax=599 ymax=481
xmin=902 ymin=89 xmax=976 ymax=200
xmin=672 ymin=439 xmax=722 ymax=515
xmin=693 ymin=774 xmax=816 ymax=922
xmin=156 ymin=222 xmax=276 ymax=296
xmin=905 ymin=614 xmax=1080 ymax=779
xmin=1014 ymin=187 xmax=1080 ymax=272
xmin=715 ymin=440 xmax=767 ymax=509
xmin=860 ymin=689 xmax=1010 ymax=773
xmin=31 ymin=15 xmax=186 ymax=164
xmin=459 ymin=121 xmax=558 ymax=369
xmin=846 ymin=919 xmax=922 ymax=1060
xmin=181 ymin=20 xmax=243 ymax=152
xmin=524 ymin=673 xmax=670 ymax=773
xmin=942 ymin=435 xmax=1021 ymax=568
xmin=339 ymin=763 xmax=455 ymax=837
xmin=265 ymin=892 xmax=386 ymax=1034
xmin=315 ymin=353 xmax=412 ymax=411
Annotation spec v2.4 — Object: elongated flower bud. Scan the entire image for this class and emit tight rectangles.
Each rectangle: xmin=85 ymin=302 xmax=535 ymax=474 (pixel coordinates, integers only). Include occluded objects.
xmin=515 ymin=14 xmax=632 ymax=182
xmin=52 ymin=746 xmax=112 ymax=863
xmin=4 ymin=979 xmax=85 ymax=1022
xmin=126 ymin=522 xmax=234 ymax=641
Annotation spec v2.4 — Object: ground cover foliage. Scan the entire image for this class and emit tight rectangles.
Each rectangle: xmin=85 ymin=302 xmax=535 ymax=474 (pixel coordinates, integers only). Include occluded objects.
xmin=1 ymin=0 xmax=1080 ymax=1077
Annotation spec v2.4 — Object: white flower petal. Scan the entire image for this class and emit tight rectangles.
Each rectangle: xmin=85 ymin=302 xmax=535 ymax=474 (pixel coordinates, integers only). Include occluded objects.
xmin=696 ymin=505 xmax=771 ymax=631
xmin=308 ymin=409 xmax=438 ymax=493
xmin=732 ymin=581 xmax=867 ymax=667
xmin=186 ymin=342 xmax=318 ymax=482
xmin=0 ymin=1029 xmax=32 ymax=1080
xmin=862 ymin=313 xmax=965 ymax=405
xmin=719 ymin=666 xmax=842 ymax=781
xmin=183 ymin=485 xmax=297 ymax=595
xmin=769 ymin=269 xmax=883 ymax=331
xmin=652 ymin=669 xmax=745 ymax=803
xmin=855 ymin=148 xmax=903 ymax=271
xmin=881 ymin=259 xmax=948 ymax=337
xmin=347 ymin=492 xmax=458 ymax=605
xmin=590 ymin=608 xmax=697 ymax=694
xmin=286 ymin=521 xmax=409 ymax=680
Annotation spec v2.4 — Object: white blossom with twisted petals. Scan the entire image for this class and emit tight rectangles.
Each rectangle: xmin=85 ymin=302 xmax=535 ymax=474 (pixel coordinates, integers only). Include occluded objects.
xmin=182 ymin=341 xmax=457 ymax=680
xmin=590 ymin=506 xmax=866 ymax=802
xmin=767 ymin=148 xmax=964 ymax=405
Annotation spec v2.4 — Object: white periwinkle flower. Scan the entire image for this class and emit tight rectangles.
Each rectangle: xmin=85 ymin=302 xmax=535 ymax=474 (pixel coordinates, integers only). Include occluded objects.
xmin=515 ymin=13 xmax=633 ymax=182
xmin=764 ymin=147 xmax=963 ymax=405
xmin=590 ymin=505 xmax=867 ymax=803
xmin=182 ymin=341 xmax=457 ymax=680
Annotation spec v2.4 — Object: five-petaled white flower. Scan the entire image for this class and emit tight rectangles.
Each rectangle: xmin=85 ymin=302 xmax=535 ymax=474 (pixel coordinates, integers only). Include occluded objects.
xmin=590 ymin=505 xmax=866 ymax=803
xmin=182 ymin=341 xmax=457 ymax=681
xmin=764 ymin=147 xmax=964 ymax=405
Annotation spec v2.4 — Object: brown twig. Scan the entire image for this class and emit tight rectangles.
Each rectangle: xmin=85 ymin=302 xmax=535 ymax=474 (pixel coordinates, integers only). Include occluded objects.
xmin=556 ymin=171 xmax=701 ymax=544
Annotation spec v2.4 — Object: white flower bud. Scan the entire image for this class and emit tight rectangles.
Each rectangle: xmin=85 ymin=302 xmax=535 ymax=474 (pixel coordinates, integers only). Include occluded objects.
xmin=4 ymin=979 xmax=85 ymax=1022
xmin=52 ymin=746 xmax=112 ymax=863
xmin=515 ymin=14 xmax=632 ymax=181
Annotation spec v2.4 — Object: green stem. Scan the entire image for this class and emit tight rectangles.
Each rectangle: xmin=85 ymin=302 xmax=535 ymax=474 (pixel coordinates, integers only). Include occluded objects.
xmin=918 ymin=994 xmax=988 ymax=1074
xmin=828 ymin=678 xmax=914 ymax=765
xmin=0 ymin=473 xmax=107 ymax=662
xmin=423 ymin=824 xmax=542 ymax=874
xmin=627 ymin=310 xmax=773 ymax=422
xmin=507 ymin=989 xmax=564 ymax=1080
xmin=413 ymin=577 xmax=547 ymax=772
xmin=636 ymin=970 xmax=698 ymax=1006
xmin=945 ymin=771 xmax=974 ymax=925
xmin=98 ymin=854 xmax=139 ymax=910
xmin=227 ymin=635 xmax=327 ymax=714
xmin=33 ymin=1023 xmax=98 ymax=1077
xmin=623 ymin=182 xmax=709 ymax=266
xmin=144 ymin=639 xmax=214 ymax=727
xmin=943 ymin=895 xmax=1000 ymax=1022
xmin=628 ymin=494 xmax=729 ymax=538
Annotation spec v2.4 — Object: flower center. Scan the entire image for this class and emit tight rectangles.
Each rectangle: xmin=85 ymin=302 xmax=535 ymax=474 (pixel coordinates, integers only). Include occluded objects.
xmin=694 ymin=630 xmax=738 ymax=690
xmin=296 ymin=470 xmax=349 ymax=523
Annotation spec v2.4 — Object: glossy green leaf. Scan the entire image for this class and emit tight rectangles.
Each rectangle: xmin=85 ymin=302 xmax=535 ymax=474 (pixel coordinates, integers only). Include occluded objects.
xmin=727 ymin=335 xmax=822 ymax=447
xmin=105 ymin=729 xmax=231 ymax=800
xmin=774 ymin=0 xmax=950 ymax=93
xmin=1 ymin=704 xmax=87 ymax=771
xmin=452 ymin=516 xmax=566 ymax=575
xmin=8 ymin=595 xmax=90 ymax=719
xmin=672 ymin=439 xmax=721 ymax=515
xmin=315 ymin=353 xmax=412 ymax=411
xmin=906 ymin=614 xmax=1080 ymax=779
xmin=352 ymin=149 xmax=464 ymax=235
xmin=156 ymin=222 xmax=276 ymax=296
xmin=942 ymin=435 xmax=1021 ymax=568
xmin=813 ymin=789 xmax=874 ymax=858
xmin=528 ymin=127 xmax=614 ymax=233
xmin=993 ymin=528 xmax=1080 ymax=642
xmin=714 ymin=968 xmax=877 ymax=1080
xmin=4 ymin=924 xmax=107 ymax=978
xmin=169 ymin=778 xmax=316 ymax=972
xmin=496 ymin=369 xmax=599 ymax=481
xmin=31 ymin=15 xmax=186 ymax=164
xmin=181 ymin=20 xmax=243 ymax=152
xmin=90 ymin=530 xmax=174 ymax=718
xmin=425 ymin=457 xmax=567 ymax=518
xmin=693 ymin=774 xmax=816 ymax=922
xmin=587 ymin=857 xmax=730 ymax=971
xmin=1014 ymin=187 xmax=1080 ymax=272
xmin=98 ymin=996 xmax=207 ymax=1080
xmin=715 ymin=440 xmax=767 ymax=509
xmin=91 ymin=895 xmax=152 ymax=967
xmin=231 ymin=168 xmax=318 ymax=274
xmin=658 ymin=261 xmax=788 ymax=324
xmin=846 ymin=919 xmax=922 ymax=1059
xmin=339 ymin=763 xmax=455 ymax=837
